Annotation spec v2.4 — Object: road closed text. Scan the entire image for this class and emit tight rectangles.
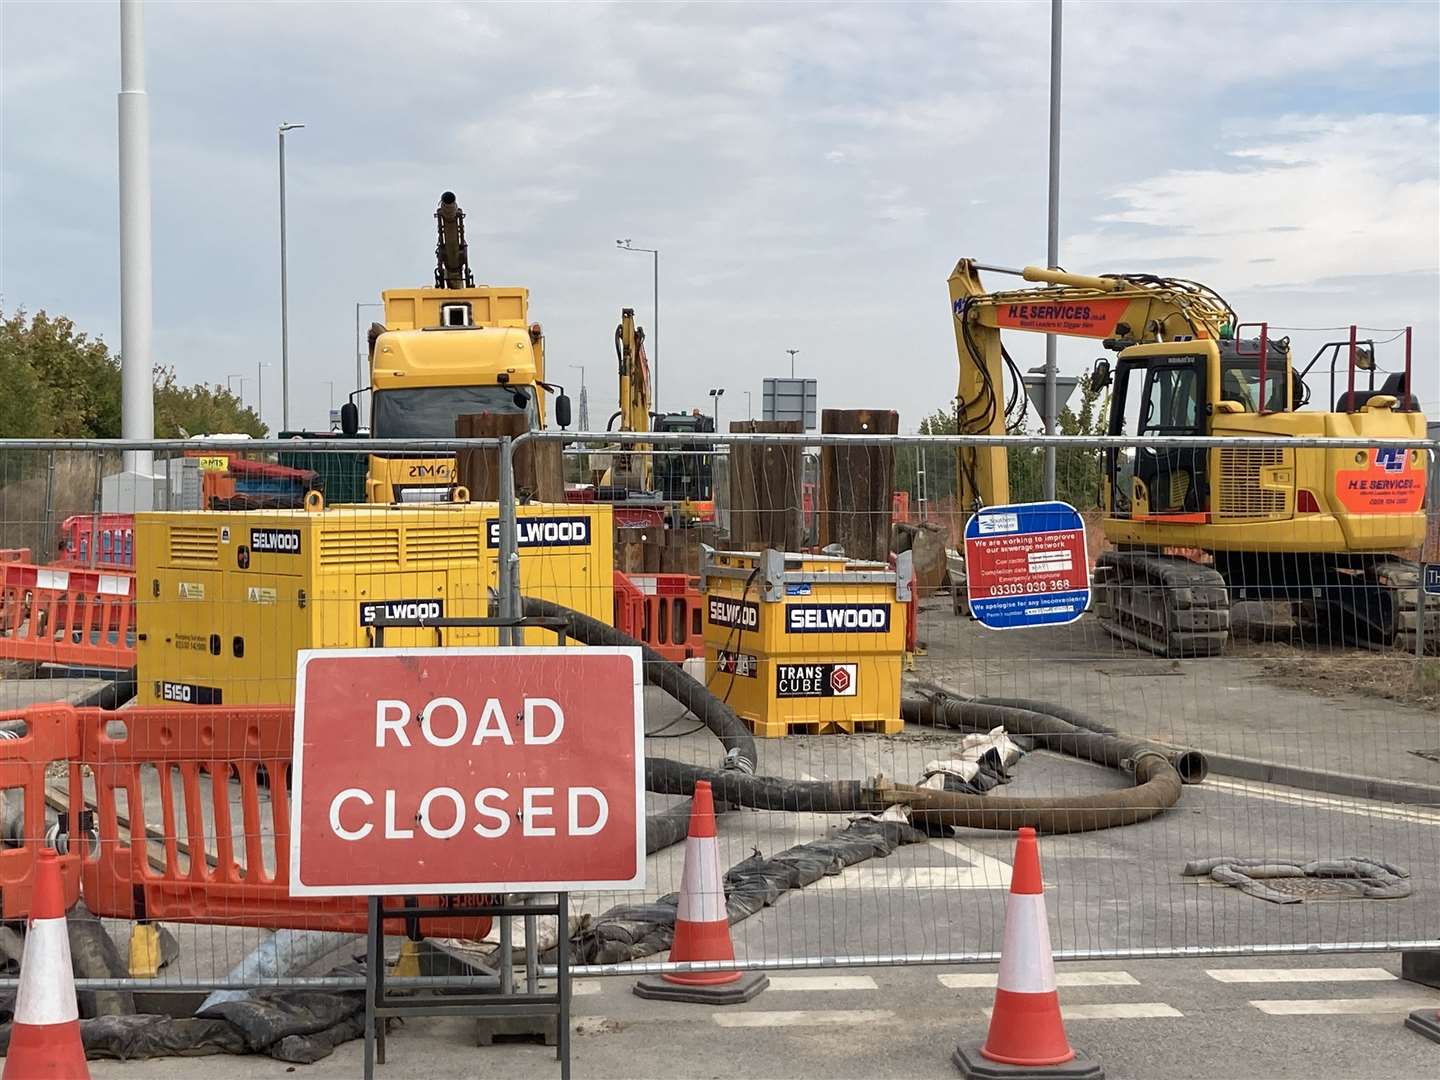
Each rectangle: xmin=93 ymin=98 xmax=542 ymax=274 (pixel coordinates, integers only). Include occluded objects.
xmin=292 ymin=648 xmax=644 ymax=895
xmin=324 ymin=695 xmax=609 ymax=842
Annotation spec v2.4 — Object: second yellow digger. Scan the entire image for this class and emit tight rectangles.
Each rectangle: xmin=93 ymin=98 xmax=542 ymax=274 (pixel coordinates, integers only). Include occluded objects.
xmin=948 ymin=260 xmax=1432 ymax=655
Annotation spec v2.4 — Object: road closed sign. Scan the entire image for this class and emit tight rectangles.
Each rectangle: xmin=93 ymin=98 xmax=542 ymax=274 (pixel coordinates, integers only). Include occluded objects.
xmin=290 ymin=647 xmax=645 ymax=896
xmin=964 ymin=500 xmax=1090 ymax=630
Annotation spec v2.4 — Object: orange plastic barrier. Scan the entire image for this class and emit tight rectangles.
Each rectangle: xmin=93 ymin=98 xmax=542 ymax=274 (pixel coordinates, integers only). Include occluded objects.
xmin=613 ymin=572 xmax=703 ymax=663
xmin=79 ymin=706 xmax=492 ymax=938
xmin=0 ymin=549 xmax=33 ymax=565
xmin=0 ymin=706 xmax=86 ymax=920
xmin=57 ymin=514 xmax=135 ymax=570
xmin=0 ymin=563 xmax=136 ymax=670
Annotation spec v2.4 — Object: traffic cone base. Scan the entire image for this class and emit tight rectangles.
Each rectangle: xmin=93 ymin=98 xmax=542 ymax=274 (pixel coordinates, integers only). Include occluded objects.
xmin=633 ymin=781 xmax=768 ymax=1005
xmin=954 ymin=829 xmax=1100 ymax=1079
xmin=3 ymin=849 xmax=90 ymax=1080
xmin=953 ymin=1045 xmax=1103 ymax=1080
xmin=1405 ymin=1008 xmax=1440 ymax=1044
xmin=634 ymin=970 xmax=769 ymax=1005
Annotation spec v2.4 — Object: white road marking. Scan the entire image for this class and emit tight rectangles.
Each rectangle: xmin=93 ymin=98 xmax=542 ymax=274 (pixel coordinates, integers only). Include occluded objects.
xmin=1202 ymin=777 xmax=1440 ymax=826
xmin=984 ymin=1002 xmax=1181 ymax=1020
xmin=768 ymin=975 xmax=878 ymax=992
xmin=811 ymin=840 xmax=1012 ymax=891
xmin=1207 ymin=967 xmax=1396 ymax=984
xmin=713 ymin=1009 xmax=896 ymax=1028
xmin=941 ymin=971 xmax=1138 ymax=989
xmin=1251 ymin=997 xmax=1440 ymax=1016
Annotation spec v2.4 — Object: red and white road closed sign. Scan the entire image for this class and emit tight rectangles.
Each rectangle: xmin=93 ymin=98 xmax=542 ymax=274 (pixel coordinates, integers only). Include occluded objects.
xmin=290 ymin=647 xmax=645 ymax=896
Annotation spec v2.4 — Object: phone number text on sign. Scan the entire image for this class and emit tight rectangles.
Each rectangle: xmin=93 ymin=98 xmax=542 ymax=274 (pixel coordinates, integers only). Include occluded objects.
xmin=964 ymin=501 xmax=1090 ymax=630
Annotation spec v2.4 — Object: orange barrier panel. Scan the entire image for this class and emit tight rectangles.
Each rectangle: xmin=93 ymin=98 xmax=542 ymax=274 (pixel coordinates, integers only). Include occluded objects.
xmin=0 ymin=563 xmax=136 ymax=670
xmin=0 ymin=549 xmax=33 ymax=565
xmin=57 ymin=514 xmax=135 ymax=570
xmin=615 ymin=573 xmax=703 ymax=663
xmin=0 ymin=706 xmax=86 ymax=919
xmin=79 ymin=706 xmax=492 ymax=938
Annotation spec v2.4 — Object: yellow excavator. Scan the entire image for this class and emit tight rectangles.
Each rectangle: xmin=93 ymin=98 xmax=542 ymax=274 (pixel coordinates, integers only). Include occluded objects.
xmin=948 ymin=259 xmax=1432 ymax=655
xmin=603 ymin=308 xmax=654 ymax=492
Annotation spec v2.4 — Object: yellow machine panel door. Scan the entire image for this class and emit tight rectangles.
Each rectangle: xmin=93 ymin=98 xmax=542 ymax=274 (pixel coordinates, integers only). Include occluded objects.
xmin=221 ymin=570 xmax=306 ymax=706
xmin=141 ymin=569 xmax=224 ymax=705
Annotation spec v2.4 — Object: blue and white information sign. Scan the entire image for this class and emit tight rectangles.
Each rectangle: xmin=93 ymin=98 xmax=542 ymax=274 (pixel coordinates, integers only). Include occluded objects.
xmin=963 ymin=500 xmax=1090 ymax=630
xmin=1424 ymin=563 xmax=1440 ymax=597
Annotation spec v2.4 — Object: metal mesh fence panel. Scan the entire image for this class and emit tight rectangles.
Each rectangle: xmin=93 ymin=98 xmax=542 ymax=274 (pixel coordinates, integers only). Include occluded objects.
xmin=0 ymin=432 xmax=1433 ymax=995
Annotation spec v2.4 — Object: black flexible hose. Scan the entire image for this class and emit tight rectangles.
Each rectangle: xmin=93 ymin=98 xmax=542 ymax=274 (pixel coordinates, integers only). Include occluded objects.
xmin=521 ymin=595 xmax=758 ymax=773
xmin=968 ymin=695 xmax=1208 ymax=784
xmin=524 ymin=597 xmax=1192 ymax=834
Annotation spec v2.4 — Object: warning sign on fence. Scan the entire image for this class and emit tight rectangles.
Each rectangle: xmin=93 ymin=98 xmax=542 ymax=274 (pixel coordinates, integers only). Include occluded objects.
xmin=290 ymin=647 xmax=645 ymax=896
xmin=964 ymin=500 xmax=1090 ymax=630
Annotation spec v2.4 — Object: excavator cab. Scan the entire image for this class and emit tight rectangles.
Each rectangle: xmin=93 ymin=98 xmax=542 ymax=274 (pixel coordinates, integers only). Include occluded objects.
xmin=1106 ymin=347 xmax=1209 ymax=519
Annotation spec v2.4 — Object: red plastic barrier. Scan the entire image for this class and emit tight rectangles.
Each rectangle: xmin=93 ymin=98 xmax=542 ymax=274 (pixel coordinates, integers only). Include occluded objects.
xmin=57 ymin=514 xmax=135 ymax=570
xmin=79 ymin=707 xmax=492 ymax=938
xmin=0 ymin=706 xmax=85 ymax=920
xmin=0 ymin=549 xmax=32 ymax=565
xmin=0 ymin=563 xmax=136 ymax=670
xmin=614 ymin=573 xmax=703 ymax=663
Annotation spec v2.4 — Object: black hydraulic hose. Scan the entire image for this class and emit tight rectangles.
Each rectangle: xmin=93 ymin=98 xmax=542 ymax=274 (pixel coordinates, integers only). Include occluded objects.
xmin=522 ymin=597 xmax=1189 ymax=834
xmin=968 ymin=695 xmax=1208 ymax=784
xmin=521 ymin=595 xmax=758 ymax=773
xmin=895 ymin=692 xmax=1185 ymax=833
xmin=646 ymin=758 xmax=869 ymax=813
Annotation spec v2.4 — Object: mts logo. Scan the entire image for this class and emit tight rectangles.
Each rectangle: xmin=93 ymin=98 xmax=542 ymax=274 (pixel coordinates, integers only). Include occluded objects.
xmin=1374 ymin=448 xmax=1407 ymax=473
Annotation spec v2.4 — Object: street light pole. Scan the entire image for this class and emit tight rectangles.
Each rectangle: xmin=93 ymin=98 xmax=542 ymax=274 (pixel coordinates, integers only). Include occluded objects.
xmin=570 ymin=364 xmax=590 ymax=431
xmin=256 ymin=362 xmax=269 ymax=430
xmin=1043 ymin=0 xmax=1063 ymax=500
xmin=708 ymin=388 xmax=724 ymax=431
xmin=118 ymin=0 xmax=155 ymax=476
xmin=786 ymin=349 xmax=799 ymax=378
xmin=745 ymin=390 xmax=753 ymax=419
xmin=278 ymin=121 xmax=305 ymax=432
xmin=617 ymin=240 xmax=659 ymax=412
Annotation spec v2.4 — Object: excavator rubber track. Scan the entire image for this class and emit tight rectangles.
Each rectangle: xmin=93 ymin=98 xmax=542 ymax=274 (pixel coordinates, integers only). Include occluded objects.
xmin=1092 ymin=551 xmax=1230 ymax=657
xmin=1372 ymin=559 xmax=1440 ymax=655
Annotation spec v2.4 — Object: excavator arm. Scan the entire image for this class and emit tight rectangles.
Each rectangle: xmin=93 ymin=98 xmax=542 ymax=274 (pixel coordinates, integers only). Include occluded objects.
xmin=947 ymin=259 xmax=1235 ymax=509
xmin=612 ymin=308 xmax=653 ymax=490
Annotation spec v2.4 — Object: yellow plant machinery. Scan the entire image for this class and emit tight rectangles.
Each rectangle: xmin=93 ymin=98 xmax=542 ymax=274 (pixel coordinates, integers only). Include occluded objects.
xmin=948 ymin=260 xmax=1431 ymax=655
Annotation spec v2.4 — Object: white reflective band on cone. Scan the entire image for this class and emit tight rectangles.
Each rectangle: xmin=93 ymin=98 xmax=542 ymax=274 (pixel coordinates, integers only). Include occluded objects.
xmin=13 ymin=916 xmax=78 ymax=1025
xmin=994 ymin=892 xmax=1058 ymax=995
xmin=676 ymin=836 xmax=726 ymax=924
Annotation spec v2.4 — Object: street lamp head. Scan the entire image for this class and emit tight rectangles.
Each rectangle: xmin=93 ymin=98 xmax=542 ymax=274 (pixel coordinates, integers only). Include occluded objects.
xmin=279 ymin=122 xmax=306 ymax=133
xmin=617 ymin=239 xmax=629 ymax=248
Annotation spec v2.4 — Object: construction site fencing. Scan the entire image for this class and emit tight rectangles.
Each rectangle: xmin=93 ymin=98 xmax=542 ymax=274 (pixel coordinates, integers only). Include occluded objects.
xmin=0 ymin=431 xmax=1432 ymax=994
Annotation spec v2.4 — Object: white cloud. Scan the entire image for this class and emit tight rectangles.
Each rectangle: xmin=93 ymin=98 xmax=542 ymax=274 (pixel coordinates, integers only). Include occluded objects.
xmin=1 ymin=1 xmax=1436 ymax=428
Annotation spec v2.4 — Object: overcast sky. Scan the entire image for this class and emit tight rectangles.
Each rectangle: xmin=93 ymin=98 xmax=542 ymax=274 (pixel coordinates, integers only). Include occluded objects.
xmin=3 ymin=1 xmax=1437 ymax=433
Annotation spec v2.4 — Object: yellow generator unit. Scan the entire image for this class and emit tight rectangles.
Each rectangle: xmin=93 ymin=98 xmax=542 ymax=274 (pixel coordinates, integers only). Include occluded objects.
xmin=135 ymin=502 xmax=613 ymax=705
xmin=701 ymin=548 xmax=911 ymax=738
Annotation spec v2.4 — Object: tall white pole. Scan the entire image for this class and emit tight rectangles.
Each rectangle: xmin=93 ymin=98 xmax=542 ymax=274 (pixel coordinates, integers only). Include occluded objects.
xmin=278 ymin=127 xmax=291 ymax=432
xmin=118 ymin=0 xmax=154 ymax=473
xmin=651 ymin=249 xmax=659 ymax=416
xmin=1043 ymin=0 xmax=1063 ymax=500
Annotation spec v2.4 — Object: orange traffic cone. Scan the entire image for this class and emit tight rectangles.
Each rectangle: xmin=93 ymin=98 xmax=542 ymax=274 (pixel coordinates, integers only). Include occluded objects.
xmin=634 ymin=780 xmax=767 ymax=1004
xmin=3 ymin=849 xmax=89 ymax=1080
xmin=954 ymin=828 xmax=1101 ymax=1079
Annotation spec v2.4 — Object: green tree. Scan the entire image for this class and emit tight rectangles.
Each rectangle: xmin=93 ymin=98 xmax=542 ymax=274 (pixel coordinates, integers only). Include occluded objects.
xmin=153 ymin=368 xmax=265 ymax=437
xmin=897 ymin=377 xmax=1109 ymax=509
xmin=0 ymin=308 xmax=266 ymax=438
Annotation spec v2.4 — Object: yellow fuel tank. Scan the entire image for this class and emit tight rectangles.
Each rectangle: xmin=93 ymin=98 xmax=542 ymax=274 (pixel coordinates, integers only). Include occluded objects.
xmin=135 ymin=502 xmax=612 ymax=705
xmin=702 ymin=549 xmax=909 ymax=737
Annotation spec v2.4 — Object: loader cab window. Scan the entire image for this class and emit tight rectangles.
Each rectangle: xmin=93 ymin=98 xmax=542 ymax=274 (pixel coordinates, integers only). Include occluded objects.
xmin=1108 ymin=357 xmax=1207 ymax=517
